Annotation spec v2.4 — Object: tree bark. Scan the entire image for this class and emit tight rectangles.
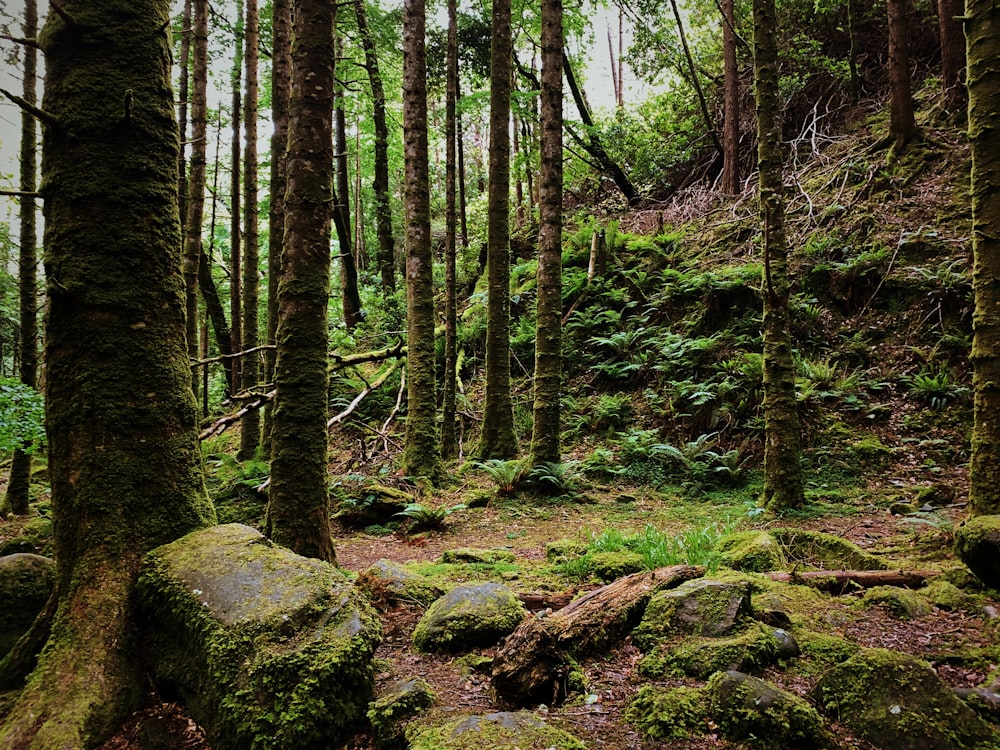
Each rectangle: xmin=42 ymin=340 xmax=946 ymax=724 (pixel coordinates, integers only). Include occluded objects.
xmin=199 ymin=247 xmax=234 ymax=390
xmin=2 ymin=0 xmax=38 ymax=517
xmin=401 ymin=0 xmax=443 ymax=480
xmin=266 ymin=0 xmax=337 ymax=562
xmin=177 ymin=0 xmax=192 ymax=235
xmin=887 ymin=0 xmax=916 ymax=148
xmin=721 ymin=0 xmax=741 ymax=194
xmin=967 ymin=0 xmax=1000 ymax=516
xmin=0 ymin=1 xmax=215 ymax=743
xmin=334 ymin=59 xmax=362 ymax=331
xmin=766 ymin=569 xmax=938 ymax=593
xmin=754 ymin=0 xmax=804 ymax=510
xmin=477 ymin=0 xmax=519 ymax=460
xmin=238 ymin=0 xmax=260 ymax=460
xmin=937 ymin=0 xmax=966 ymax=111
xmin=441 ymin=0 xmax=460 ymax=460
xmin=229 ymin=0 xmax=244 ymax=394
xmin=529 ymin=0 xmax=563 ymax=467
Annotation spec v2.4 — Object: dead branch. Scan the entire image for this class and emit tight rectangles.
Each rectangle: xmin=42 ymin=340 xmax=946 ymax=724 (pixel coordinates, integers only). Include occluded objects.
xmin=0 ymin=89 xmax=59 ymax=129
xmin=190 ymin=344 xmax=274 ymax=368
xmin=0 ymin=34 xmax=40 ymax=48
xmin=377 ymin=365 xmax=406 ymax=453
xmin=328 ymin=359 xmax=403 ymax=429
xmin=0 ymin=190 xmax=42 ymax=198
xmin=766 ymin=568 xmax=938 ymax=594
xmin=198 ymin=389 xmax=274 ymax=441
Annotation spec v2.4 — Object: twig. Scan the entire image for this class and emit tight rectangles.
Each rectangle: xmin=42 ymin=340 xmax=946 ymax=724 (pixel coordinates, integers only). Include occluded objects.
xmin=378 ymin=365 xmax=406 ymax=452
xmin=190 ymin=343 xmax=274 ymax=367
xmin=328 ymin=359 xmax=402 ymax=429
xmin=198 ymin=389 xmax=275 ymax=441
xmin=0 ymin=88 xmax=60 ymax=129
xmin=0 ymin=190 xmax=41 ymax=198
xmin=0 ymin=34 xmax=39 ymax=48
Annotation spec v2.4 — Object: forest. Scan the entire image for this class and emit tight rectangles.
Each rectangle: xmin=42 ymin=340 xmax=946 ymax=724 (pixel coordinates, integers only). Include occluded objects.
xmin=0 ymin=0 xmax=999 ymax=746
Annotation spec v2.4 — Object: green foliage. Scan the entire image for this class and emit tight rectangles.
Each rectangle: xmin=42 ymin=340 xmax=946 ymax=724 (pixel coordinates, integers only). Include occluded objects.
xmin=905 ymin=363 xmax=969 ymax=410
xmin=394 ymin=502 xmax=467 ymax=532
xmin=476 ymin=459 xmax=526 ymax=496
xmin=523 ymin=460 xmax=583 ymax=495
xmin=0 ymin=379 xmax=45 ymax=455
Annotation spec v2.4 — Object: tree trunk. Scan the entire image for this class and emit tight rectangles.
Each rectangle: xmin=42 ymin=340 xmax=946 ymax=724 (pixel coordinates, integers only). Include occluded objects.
xmin=529 ymin=0 xmax=563 ymax=467
xmin=266 ymin=0 xmax=337 ymax=562
xmin=887 ymin=0 xmax=917 ymax=148
xmin=199 ymin=247 xmax=234 ymax=390
xmin=0 ymin=2 xmax=215 ymax=744
xmin=229 ymin=1 xmax=244 ymax=394
xmin=937 ymin=0 xmax=966 ymax=111
xmin=401 ymin=0 xmax=443 ymax=480
xmin=334 ymin=62 xmax=363 ymax=331
xmin=477 ymin=0 xmax=519 ymax=460
xmin=967 ymin=0 xmax=1000 ymax=516
xmin=441 ymin=0 xmax=460 ymax=460
xmin=177 ymin=0 xmax=192 ymax=235
xmin=238 ymin=0 xmax=260 ymax=460
xmin=669 ymin=0 xmax=722 ymax=156
xmin=263 ymin=0 xmax=292 ymax=455
xmin=766 ymin=569 xmax=938 ymax=593
xmin=457 ymin=87 xmax=470 ymax=249
xmin=721 ymin=0 xmax=741 ymax=194
xmin=2 ymin=0 xmax=38 ymax=517
xmin=184 ymin=0 xmax=209 ymax=401
xmin=355 ymin=0 xmax=397 ymax=295
xmin=754 ymin=0 xmax=804 ymax=510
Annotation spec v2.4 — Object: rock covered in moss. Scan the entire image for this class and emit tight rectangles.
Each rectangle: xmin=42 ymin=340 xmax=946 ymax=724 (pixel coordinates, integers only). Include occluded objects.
xmin=633 ymin=578 xmax=752 ymax=648
xmin=955 ymin=515 xmax=1000 ymax=589
xmin=545 ymin=538 xmax=587 ymax=562
xmin=0 ymin=553 xmax=54 ymax=656
xmin=859 ymin=585 xmax=933 ymax=619
xmin=768 ymin=528 xmax=888 ymax=570
xmin=810 ymin=647 xmax=998 ymax=749
xmin=626 ymin=684 xmax=709 ymax=741
xmin=441 ymin=547 xmax=516 ymax=564
xmin=918 ymin=579 xmax=973 ymax=611
xmin=412 ymin=582 xmax=526 ymax=652
xmin=367 ymin=678 xmax=435 ymax=749
xmin=406 ymin=710 xmax=586 ymax=749
xmin=333 ymin=483 xmax=413 ymax=526
xmin=589 ymin=550 xmax=645 ymax=581
xmin=358 ymin=558 xmax=446 ymax=607
xmin=641 ymin=621 xmax=787 ymax=679
xmin=137 ymin=523 xmax=382 ymax=750
xmin=707 ymin=670 xmax=832 ymax=749
xmin=719 ymin=530 xmax=784 ymax=572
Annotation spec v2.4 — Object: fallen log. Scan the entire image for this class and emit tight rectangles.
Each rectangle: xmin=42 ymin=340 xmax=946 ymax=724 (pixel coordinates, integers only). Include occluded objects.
xmin=766 ymin=569 xmax=939 ymax=594
xmin=492 ymin=564 xmax=704 ymax=706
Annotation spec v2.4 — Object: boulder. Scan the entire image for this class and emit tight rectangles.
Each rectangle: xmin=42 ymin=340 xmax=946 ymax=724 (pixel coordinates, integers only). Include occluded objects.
xmin=640 ymin=621 xmax=788 ymax=679
xmin=358 ymin=558 xmax=446 ymax=607
xmin=0 ymin=553 xmax=54 ymax=656
xmin=719 ymin=530 xmax=784 ymax=572
xmin=707 ymin=670 xmax=832 ymax=749
xmin=137 ymin=523 xmax=381 ymax=750
xmin=633 ymin=578 xmax=752 ymax=648
xmin=440 ymin=547 xmax=516 ymax=564
xmin=406 ymin=710 xmax=586 ymax=750
xmin=858 ymin=585 xmax=932 ymax=619
xmin=367 ymin=678 xmax=435 ymax=749
xmin=626 ymin=684 xmax=709 ymax=742
xmin=413 ymin=582 xmax=526 ymax=653
xmin=955 ymin=514 xmax=1000 ymax=589
xmin=810 ymin=647 xmax=998 ymax=749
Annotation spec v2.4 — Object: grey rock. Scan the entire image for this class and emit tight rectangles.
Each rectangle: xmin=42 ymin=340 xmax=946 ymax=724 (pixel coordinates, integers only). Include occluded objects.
xmin=0 ymin=553 xmax=54 ymax=656
xmin=413 ymin=582 xmax=526 ymax=653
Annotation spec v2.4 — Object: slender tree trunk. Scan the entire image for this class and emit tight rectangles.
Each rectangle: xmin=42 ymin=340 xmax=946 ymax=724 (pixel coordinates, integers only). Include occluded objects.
xmin=669 ymin=0 xmax=722 ymax=155
xmin=238 ymin=0 xmax=260 ymax=459
xmin=441 ymin=0 xmax=460 ymax=459
xmin=721 ymin=0 xmax=741 ymax=194
xmin=529 ymin=0 xmax=563 ymax=467
xmin=177 ymin=0 xmax=192 ymax=235
xmin=0 ymin=1 xmax=215 ymax=743
xmin=847 ymin=0 xmax=861 ymax=102
xmin=263 ymin=0 xmax=292 ymax=454
xmin=229 ymin=0 xmax=244 ymax=394
xmin=477 ymin=0 xmax=518 ymax=459
xmin=355 ymin=0 xmax=397 ymax=294
xmin=457 ymin=86 xmax=470 ymax=248
xmin=937 ymin=0 xmax=966 ymax=111
xmin=184 ymin=0 xmax=209 ymax=402
xmin=967 ymin=0 xmax=1000 ymax=516
xmin=266 ymin=0 xmax=337 ymax=562
xmin=753 ymin=0 xmax=804 ymax=510
xmin=513 ymin=109 xmax=526 ymax=226
xmin=887 ymin=0 xmax=917 ymax=148
xmin=202 ymin=114 xmax=234 ymax=394
xmin=334 ymin=60 xmax=362 ymax=330
xmin=402 ymin=0 xmax=443 ymax=480
xmin=2 ymin=0 xmax=38 ymax=517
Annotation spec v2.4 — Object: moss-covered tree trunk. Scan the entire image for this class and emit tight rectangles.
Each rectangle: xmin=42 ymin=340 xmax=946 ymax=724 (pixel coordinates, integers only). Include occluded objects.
xmin=529 ymin=0 xmax=563 ymax=467
xmin=0 ymin=2 xmax=216 ymax=744
xmin=967 ymin=0 xmax=1000 ymax=516
xmin=238 ymin=0 xmax=260 ymax=460
xmin=753 ymin=0 xmax=804 ymax=511
xmin=441 ymin=0 xmax=460 ymax=460
xmin=477 ymin=0 xmax=519 ymax=460
xmin=2 ymin=0 xmax=38 ymax=518
xmin=402 ymin=0 xmax=443 ymax=480
xmin=721 ymin=0 xmax=741 ymax=195
xmin=266 ymin=0 xmax=337 ymax=562
xmin=229 ymin=0 xmax=244 ymax=395
xmin=938 ymin=0 xmax=966 ymax=110
xmin=888 ymin=0 xmax=917 ymax=148
xmin=263 ymin=0 xmax=292 ymax=454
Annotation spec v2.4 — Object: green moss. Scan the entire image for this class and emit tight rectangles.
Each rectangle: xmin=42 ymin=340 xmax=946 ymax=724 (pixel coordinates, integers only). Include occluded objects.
xmin=859 ymin=586 xmax=932 ymax=619
xmin=626 ymin=684 xmax=708 ymax=741
xmin=719 ymin=530 xmax=784 ymax=572
xmin=545 ymin=539 xmax=588 ymax=562
xmin=640 ymin=622 xmax=781 ymax=679
xmin=588 ymin=550 xmax=645 ymax=582
xmin=796 ymin=631 xmax=859 ymax=666
xmin=633 ymin=578 xmax=752 ymax=649
xmin=919 ymin=579 xmax=975 ymax=611
xmin=411 ymin=583 xmax=526 ymax=653
xmin=441 ymin=548 xmax=517 ymax=565
xmin=367 ymin=678 xmax=435 ymax=749
xmin=769 ymin=528 xmax=888 ymax=570
xmin=406 ymin=710 xmax=586 ymax=750
xmin=954 ymin=515 xmax=1000 ymax=589
xmin=0 ymin=554 xmax=54 ymax=656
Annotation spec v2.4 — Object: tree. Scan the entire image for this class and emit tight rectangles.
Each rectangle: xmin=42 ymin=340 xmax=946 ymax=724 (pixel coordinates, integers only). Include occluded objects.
xmin=967 ymin=0 xmax=1000 ymax=516
xmin=721 ymin=0 xmax=741 ymax=194
xmin=266 ymin=0 xmax=337 ymax=561
xmin=2 ymin=0 xmax=38 ymax=517
xmin=887 ymin=0 xmax=916 ymax=148
xmin=238 ymin=0 xmax=261 ymax=460
xmin=334 ymin=54 xmax=363 ymax=331
xmin=402 ymin=0 xmax=443 ymax=479
xmin=753 ymin=0 xmax=804 ymax=510
xmin=476 ymin=0 xmax=519 ymax=460
xmin=441 ymin=0 xmax=460 ymax=459
xmin=0 ymin=0 xmax=215 ymax=743
xmin=229 ymin=0 xmax=245 ymax=394
xmin=937 ymin=0 xmax=965 ymax=111
xmin=529 ymin=0 xmax=563 ymax=467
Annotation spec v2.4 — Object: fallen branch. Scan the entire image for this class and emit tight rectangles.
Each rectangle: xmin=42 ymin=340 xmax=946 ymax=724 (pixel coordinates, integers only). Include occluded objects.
xmin=766 ymin=568 xmax=938 ymax=594
xmin=199 ymin=389 xmax=274 ymax=441
xmin=328 ymin=359 xmax=403 ymax=429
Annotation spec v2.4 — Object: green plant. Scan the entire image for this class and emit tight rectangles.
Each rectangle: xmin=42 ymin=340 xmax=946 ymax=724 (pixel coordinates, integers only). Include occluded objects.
xmin=477 ymin=458 xmax=526 ymax=495
xmin=0 ymin=379 xmax=45 ymax=455
xmin=394 ymin=502 xmax=466 ymax=532
xmin=524 ymin=461 xmax=583 ymax=495
xmin=905 ymin=363 xmax=969 ymax=410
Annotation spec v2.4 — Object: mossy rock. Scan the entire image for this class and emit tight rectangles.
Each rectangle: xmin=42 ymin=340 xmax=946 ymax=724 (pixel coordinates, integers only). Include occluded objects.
xmin=588 ymin=550 xmax=645 ymax=582
xmin=441 ymin=547 xmax=517 ymax=565
xmin=919 ymin=579 xmax=974 ymax=611
xmin=858 ymin=585 xmax=933 ymax=619
xmin=333 ymin=484 xmax=413 ymax=526
xmin=137 ymin=523 xmax=382 ymax=750
xmin=954 ymin=515 xmax=1000 ymax=589
xmin=719 ymin=530 xmax=784 ymax=572
xmin=626 ymin=684 xmax=709 ymax=741
xmin=633 ymin=578 xmax=752 ymax=649
xmin=545 ymin=539 xmax=587 ymax=562
xmin=797 ymin=630 xmax=859 ymax=667
xmin=0 ymin=553 xmax=54 ymax=657
xmin=810 ymin=647 xmax=999 ymax=749
xmin=769 ymin=528 xmax=888 ymax=571
xmin=358 ymin=559 xmax=446 ymax=607
xmin=707 ymin=670 xmax=833 ymax=749
xmin=406 ymin=710 xmax=586 ymax=749
xmin=412 ymin=582 xmax=526 ymax=653
xmin=915 ymin=483 xmax=957 ymax=507
xmin=367 ymin=678 xmax=435 ymax=749
xmin=640 ymin=621 xmax=784 ymax=679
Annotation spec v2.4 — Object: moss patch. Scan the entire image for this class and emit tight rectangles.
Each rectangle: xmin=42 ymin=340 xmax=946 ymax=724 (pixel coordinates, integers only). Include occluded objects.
xmin=858 ymin=585 xmax=933 ymax=619
xmin=406 ymin=710 xmax=586 ymax=749
xmin=412 ymin=583 xmax=526 ymax=653
xmin=626 ymin=684 xmax=709 ymax=741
